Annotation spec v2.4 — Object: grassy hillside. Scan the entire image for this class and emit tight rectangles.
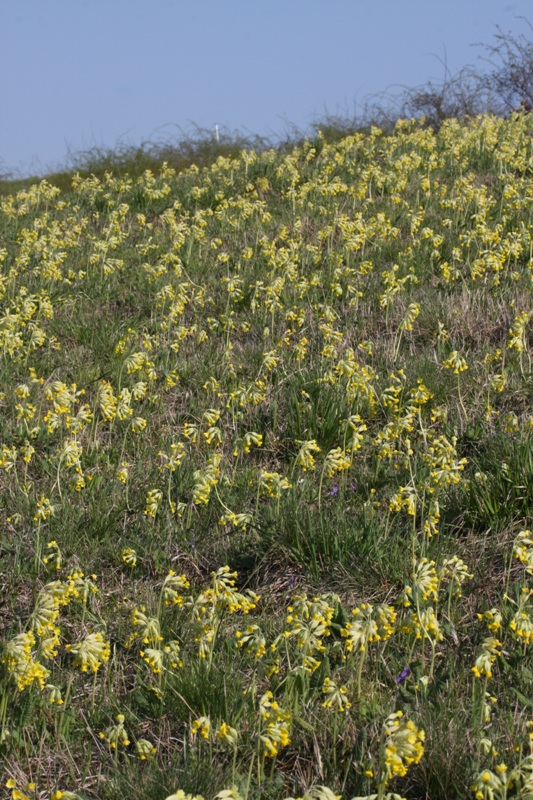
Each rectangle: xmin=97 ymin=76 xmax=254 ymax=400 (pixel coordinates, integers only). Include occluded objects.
xmin=2 ymin=114 xmax=533 ymax=800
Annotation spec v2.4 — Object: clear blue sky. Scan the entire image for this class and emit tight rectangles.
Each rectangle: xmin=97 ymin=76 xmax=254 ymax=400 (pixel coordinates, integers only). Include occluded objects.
xmin=2 ymin=0 xmax=532 ymax=176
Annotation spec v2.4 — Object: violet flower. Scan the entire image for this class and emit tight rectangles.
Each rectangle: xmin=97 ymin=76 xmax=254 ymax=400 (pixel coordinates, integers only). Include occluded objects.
xmin=394 ymin=666 xmax=412 ymax=684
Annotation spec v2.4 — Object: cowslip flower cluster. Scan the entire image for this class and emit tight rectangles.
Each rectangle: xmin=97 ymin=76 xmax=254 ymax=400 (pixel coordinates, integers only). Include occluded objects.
xmin=100 ymin=713 xmax=130 ymax=750
xmin=284 ymin=594 xmax=337 ymax=671
xmin=192 ymin=567 xmax=260 ymax=659
xmin=259 ymin=691 xmax=292 ymax=758
xmin=321 ymin=677 xmax=351 ymax=712
xmin=3 ymin=631 xmax=50 ymax=691
xmin=3 ymin=572 xmax=102 ymax=693
xmin=342 ymin=603 xmax=396 ymax=653
xmin=382 ymin=711 xmax=425 ymax=780
xmin=509 ymin=589 xmax=533 ymax=645
xmin=472 ymin=638 xmax=502 ymax=679
xmin=513 ymin=530 xmax=533 ymax=573
xmin=66 ymin=632 xmax=111 ymax=673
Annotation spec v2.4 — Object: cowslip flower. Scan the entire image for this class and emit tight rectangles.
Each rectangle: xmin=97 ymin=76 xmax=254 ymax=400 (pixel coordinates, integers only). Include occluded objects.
xmin=3 ymin=631 xmax=50 ymax=691
xmin=100 ymin=714 xmax=130 ymax=749
xmin=216 ymin=721 xmax=239 ymax=746
xmin=236 ymin=624 xmax=266 ymax=659
xmin=472 ymin=638 xmax=502 ymax=679
xmin=144 ymin=488 xmax=163 ymax=518
xmin=295 ymin=439 xmax=321 ymax=471
xmin=443 ymin=350 xmax=468 ymax=374
xmin=382 ymin=711 xmax=425 ymax=780
xmin=191 ymin=715 xmax=211 ymax=740
xmin=440 ymin=555 xmax=472 ymax=597
xmin=45 ymin=683 xmax=63 ymax=705
xmin=121 ymin=547 xmax=137 ymax=567
xmin=510 ymin=590 xmax=533 ymax=644
xmin=162 ymin=570 xmax=190 ymax=606
xmin=508 ymin=310 xmax=530 ymax=352
xmin=66 ymin=632 xmax=110 ymax=673
xmin=259 ymin=691 xmax=292 ymax=757
xmin=136 ymin=738 xmax=157 ymax=759
xmin=470 ymin=768 xmax=507 ymax=800
xmin=477 ymin=608 xmax=502 ymax=634
xmin=322 ymin=677 xmax=351 ymax=712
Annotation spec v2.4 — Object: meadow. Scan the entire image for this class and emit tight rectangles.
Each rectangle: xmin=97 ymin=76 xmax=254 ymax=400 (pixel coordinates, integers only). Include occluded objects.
xmin=1 ymin=113 xmax=533 ymax=800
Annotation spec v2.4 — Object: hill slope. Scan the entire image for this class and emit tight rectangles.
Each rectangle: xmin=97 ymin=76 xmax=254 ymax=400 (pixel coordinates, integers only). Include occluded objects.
xmin=2 ymin=114 xmax=533 ymax=800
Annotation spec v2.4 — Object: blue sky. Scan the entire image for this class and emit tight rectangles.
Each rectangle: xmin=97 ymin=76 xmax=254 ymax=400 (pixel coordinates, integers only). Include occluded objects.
xmin=2 ymin=0 xmax=532 ymax=176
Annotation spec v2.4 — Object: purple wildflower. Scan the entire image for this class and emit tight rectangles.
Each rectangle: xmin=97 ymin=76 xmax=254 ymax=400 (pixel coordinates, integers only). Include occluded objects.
xmin=394 ymin=666 xmax=412 ymax=684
